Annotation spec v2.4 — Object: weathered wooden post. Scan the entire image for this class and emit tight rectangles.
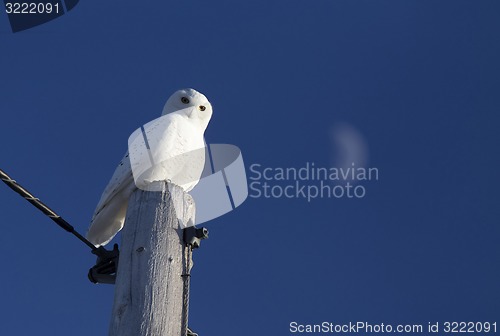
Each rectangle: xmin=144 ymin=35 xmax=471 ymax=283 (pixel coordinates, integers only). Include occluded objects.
xmin=109 ymin=181 xmax=196 ymax=336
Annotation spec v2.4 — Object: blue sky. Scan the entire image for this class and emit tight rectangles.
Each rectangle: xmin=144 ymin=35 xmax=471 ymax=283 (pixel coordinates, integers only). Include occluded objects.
xmin=0 ymin=1 xmax=499 ymax=335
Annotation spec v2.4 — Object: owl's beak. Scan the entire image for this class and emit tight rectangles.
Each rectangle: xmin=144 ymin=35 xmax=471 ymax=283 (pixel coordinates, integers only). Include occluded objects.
xmin=185 ymin=106 xmax=195 ymax=118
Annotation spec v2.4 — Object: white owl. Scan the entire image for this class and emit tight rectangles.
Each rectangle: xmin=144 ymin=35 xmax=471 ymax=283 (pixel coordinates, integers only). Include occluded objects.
xmin=87 ymin=88 xmax=213 ymax=247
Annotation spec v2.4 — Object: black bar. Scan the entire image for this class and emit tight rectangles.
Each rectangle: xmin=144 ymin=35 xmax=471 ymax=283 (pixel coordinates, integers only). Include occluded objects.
xmin=0 ymin=168 xmax=97 ymax=251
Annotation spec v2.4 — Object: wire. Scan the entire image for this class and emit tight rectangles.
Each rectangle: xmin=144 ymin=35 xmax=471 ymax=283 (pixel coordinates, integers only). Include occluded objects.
xmin=181 ymin=245 xmax=193 ymax=336
xmin=0 ymin=168 xmax=98 ymax=252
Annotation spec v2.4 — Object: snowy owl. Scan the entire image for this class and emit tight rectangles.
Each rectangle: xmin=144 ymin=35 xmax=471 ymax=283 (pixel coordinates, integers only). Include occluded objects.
xmin=87 ymin=88 xmax=213 ymax=247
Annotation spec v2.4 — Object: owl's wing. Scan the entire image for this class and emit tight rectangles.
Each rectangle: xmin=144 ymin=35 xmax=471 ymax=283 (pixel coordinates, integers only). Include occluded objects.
xmin=86 ymin=151 xmax=136 ymax=246
xmin=91 ymin=151 xmax=134 ymax=221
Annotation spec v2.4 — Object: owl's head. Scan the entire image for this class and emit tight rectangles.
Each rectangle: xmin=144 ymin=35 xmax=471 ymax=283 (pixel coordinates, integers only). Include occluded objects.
xmin=162 ymin=88 xmax=213 ymax=128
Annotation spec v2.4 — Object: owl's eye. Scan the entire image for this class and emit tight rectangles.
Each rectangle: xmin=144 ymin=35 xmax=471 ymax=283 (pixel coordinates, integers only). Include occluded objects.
xmin=181 ymin=97 xmax=190 ymax=104
xmin=198 ymin=105 xmax=206 ymax=111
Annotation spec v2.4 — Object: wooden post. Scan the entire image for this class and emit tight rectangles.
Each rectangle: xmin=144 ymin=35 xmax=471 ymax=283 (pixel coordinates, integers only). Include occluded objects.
xmin=109 ymin=181 xmax=195 ymax=336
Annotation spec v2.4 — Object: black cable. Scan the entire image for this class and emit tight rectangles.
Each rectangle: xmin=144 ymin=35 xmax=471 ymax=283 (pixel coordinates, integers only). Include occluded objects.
xmin=0 ymin=168 xmax=98 ymax=252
